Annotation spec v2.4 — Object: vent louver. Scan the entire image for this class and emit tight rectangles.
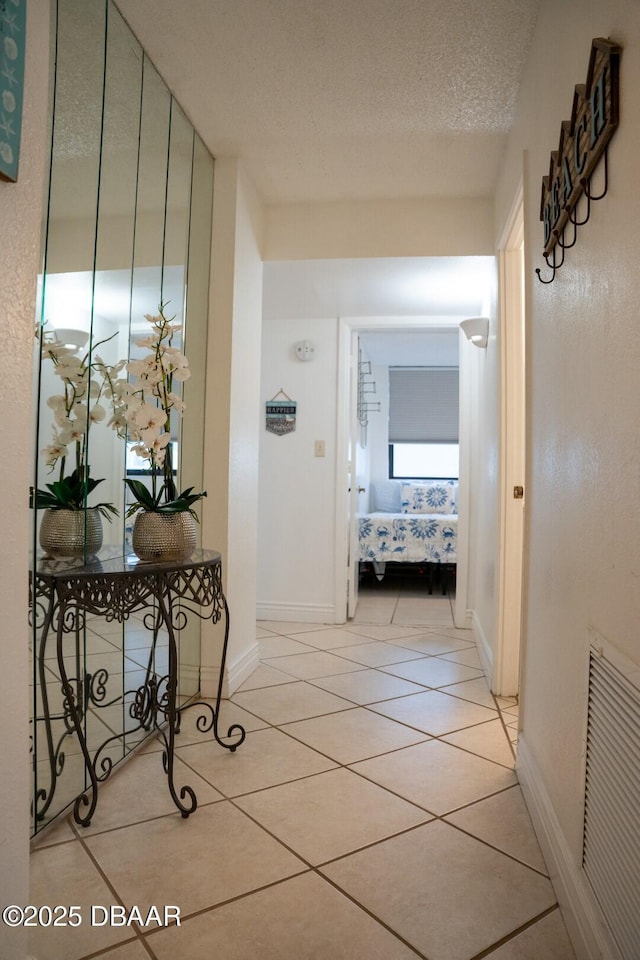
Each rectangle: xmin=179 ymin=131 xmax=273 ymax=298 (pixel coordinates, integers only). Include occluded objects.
xmin=583 ymin=647 xmax=640 ymax=960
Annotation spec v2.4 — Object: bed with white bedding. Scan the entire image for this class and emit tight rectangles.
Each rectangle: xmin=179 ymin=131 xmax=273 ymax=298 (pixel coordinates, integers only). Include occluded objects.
xmin=358 ymin=479 xmax=458 ymax=567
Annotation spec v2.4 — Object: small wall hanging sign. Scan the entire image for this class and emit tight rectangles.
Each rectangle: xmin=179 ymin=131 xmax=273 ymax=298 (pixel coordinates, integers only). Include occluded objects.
xmin=0 ymin=0 xmax=27 ymax=183
xmin=536 ymin=37 xmax=622 ymax=283
xmin=265 ymin=390 xmax=297 ymax=436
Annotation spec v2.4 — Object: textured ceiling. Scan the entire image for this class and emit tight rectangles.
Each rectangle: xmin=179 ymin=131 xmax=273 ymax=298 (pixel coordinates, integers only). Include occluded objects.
xmin=114 ymin=0 xmax=540 ymax=204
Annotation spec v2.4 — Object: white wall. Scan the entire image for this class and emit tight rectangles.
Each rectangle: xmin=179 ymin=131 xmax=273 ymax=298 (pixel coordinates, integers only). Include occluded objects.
xmin=257 ymin=317 xmax=339 ymax=622
xmin=0 ymin=3 xmax=51 ymax=957
xmin=493 ymin=2 xmax=640 ymax=955
xmin=202 ymin=159 xmax=265 ymax=693
xmin=264 ymin=196 xmax=494 ymax=260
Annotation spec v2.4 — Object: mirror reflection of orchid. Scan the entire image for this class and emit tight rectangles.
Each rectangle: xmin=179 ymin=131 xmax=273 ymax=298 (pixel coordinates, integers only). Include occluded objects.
xmin=35 ymin=328 xmax=123 ymax=519
xmin=118 ymin=303 xmax=206 ymax=517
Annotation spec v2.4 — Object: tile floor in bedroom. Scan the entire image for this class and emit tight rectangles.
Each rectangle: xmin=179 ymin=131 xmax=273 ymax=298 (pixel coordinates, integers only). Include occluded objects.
xmin=29 ymin=579 xmax=577 ymax=960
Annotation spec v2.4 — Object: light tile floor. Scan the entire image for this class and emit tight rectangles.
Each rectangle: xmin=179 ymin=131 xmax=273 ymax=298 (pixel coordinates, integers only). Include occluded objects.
xmin=29 ymin=581 xmax=577 ymax=959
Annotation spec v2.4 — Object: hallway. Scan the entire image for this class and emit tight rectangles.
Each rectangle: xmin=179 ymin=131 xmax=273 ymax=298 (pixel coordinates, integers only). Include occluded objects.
xmin=29 ymin=585 xmax=576 ymax=959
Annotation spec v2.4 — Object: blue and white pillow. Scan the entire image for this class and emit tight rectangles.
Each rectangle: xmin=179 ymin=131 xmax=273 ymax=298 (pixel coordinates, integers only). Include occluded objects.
xmin=400 ymin=481 xmax=456 ymax=514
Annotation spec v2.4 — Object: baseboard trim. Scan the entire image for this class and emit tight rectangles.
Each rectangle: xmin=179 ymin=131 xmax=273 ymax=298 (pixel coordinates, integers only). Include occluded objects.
xmin=200 ymin=640 xmax=260 ymax=699
xmin=227 ymin=641 xmax=260 ymax=697
xmin=472 ymin=610 xmax=493 ymax=682
xmin=199 ymin=663 xmax=221 ymax=700
xmin=517 ymin=737 xmax=621 ymax=960
xmin=256 ymin=601 xmax=337 ymax=624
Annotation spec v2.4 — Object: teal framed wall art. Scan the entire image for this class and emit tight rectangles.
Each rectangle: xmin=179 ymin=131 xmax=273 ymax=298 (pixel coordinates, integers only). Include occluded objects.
xmin=0 ymin=0 xmax=26 ymax=183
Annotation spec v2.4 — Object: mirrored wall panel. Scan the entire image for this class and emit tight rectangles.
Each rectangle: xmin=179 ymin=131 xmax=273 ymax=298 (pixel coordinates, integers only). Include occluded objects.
xmin=30 ymin=0 xmax=214 ymax=835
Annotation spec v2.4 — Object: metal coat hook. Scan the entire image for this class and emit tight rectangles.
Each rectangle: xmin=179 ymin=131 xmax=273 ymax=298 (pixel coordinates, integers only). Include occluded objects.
xmin=568 ymin=189 xmax=591 ymax=227
xmin=583 ymin=148 xmax=609 ymax=201
xmin=555 ymin=218 xmax=578 ymax=251
xmin=536 ymin=243 xmax=564 ymax=284
xmin=536 ymin=146 xmax=611 ymax=284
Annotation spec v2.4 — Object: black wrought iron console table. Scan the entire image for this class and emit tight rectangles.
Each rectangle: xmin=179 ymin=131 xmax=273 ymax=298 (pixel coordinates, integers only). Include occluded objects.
xmin=31 ymin=548 xmax=245 ymax=828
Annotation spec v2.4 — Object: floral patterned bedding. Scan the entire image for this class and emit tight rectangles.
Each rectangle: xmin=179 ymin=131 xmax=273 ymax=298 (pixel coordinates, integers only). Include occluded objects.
xmin=358 ymin=512 xmax=457 ymax=564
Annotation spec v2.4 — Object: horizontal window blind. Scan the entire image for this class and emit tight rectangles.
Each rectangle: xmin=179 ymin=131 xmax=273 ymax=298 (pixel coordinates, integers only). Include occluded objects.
xmin=389 ymin=367 xmax=459 ymax=443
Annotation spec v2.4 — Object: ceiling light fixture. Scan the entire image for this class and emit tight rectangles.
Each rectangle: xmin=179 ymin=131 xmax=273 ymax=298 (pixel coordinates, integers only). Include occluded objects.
xmin=52 ymin=327 xmax=90 ymax=351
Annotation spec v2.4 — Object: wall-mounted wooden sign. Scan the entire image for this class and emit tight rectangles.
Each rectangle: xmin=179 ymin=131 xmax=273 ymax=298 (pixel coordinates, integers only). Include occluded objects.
xmin=265 ymin=390 xmax=297 ymax=436
xmin=537 ymin=38 xmax=621 ymax=283
xmin=0 ymin=0 xmax=26 ymax=183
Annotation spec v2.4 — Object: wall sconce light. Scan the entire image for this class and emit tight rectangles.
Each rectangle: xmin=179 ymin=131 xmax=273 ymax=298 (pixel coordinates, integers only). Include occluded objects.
xmin=295 ymin=340 xmax=315 ymax=361
xmin=53 ymin=327 xmax=90 ymax=352
xmin=460 ymin=317 xmax=489 ymax=349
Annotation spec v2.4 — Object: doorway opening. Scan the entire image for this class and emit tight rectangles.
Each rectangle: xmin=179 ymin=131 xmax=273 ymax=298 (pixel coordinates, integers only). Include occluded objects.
xmin=336 ymin=309 xmax=489 ymax=630
xmin=259 ymin=257 xmax=493 ymax=628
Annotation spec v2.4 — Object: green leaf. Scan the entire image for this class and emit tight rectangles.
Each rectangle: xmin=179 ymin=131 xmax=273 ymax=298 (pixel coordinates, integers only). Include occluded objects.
xmin=124 ymin=481 xmax=207 ymax=516
xmin=124 ymin=478 xmax=158 ymax=509
xmin=34 ymin=468 xmax=117 ymax=517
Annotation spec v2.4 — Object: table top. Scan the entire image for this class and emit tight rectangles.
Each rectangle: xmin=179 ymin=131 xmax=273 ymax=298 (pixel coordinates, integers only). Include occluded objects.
xmin=33 ymin=547 xmax=222 ymax=581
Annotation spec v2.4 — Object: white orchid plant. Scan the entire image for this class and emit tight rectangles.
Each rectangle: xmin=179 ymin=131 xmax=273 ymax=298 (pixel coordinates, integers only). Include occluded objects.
xmin=117 ymin=303 xmax=206 ymax=518
xmin=35 ymin=303 xmax=204 ymax=523
xmin=35 ymin=329 xmax=124 ymax=519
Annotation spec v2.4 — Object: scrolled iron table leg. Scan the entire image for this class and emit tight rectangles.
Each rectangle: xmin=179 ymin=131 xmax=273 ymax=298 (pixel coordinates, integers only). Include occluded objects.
xmin=56 ymin=600 xmax=98 ymax=827
xmin=156 ymin=587 xmax=197 ymax=818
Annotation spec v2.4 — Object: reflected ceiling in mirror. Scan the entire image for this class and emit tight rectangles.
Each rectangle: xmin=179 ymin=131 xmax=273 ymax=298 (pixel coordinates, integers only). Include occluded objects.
xmin=42 ymin=267 xmax=186 ymax=335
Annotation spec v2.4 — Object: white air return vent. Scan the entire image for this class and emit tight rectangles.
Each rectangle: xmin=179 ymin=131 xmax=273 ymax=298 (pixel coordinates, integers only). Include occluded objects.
xmin=583 ymin=637 xmax=640 ymax=960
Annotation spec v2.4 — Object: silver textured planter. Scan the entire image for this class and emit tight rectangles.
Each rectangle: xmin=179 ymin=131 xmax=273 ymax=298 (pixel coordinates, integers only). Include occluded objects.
xmin=39 ymin=507 xmax=103 ymax=558
xmin=132 ymin=511 xmax=197 ymax=562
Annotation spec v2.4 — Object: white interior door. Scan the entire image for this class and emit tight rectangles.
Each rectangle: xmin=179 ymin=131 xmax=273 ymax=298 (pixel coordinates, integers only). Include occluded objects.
xmin=495 ymin=191 xmax=526 ymax=696
xmin=346 ymin=331 xmax=361 ymax=618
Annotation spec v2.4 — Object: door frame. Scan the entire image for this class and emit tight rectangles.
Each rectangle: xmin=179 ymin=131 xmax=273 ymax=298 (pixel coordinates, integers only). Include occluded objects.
xmin=335 ymin=315 xmax=471 ymax=626
xmin=494 ymin=185 xmax=526 ymax=696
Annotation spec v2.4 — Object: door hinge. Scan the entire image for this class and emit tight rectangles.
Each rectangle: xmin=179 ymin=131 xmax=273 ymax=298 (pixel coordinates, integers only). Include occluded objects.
xmin=513 ymin=485 xmax=524 ymax=500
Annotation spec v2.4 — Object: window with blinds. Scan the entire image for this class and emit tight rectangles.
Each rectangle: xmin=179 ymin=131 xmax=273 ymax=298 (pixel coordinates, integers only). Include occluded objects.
xmin=388 ymin=367 xmax=460 ymax=479
xmin=388 ymin=367 xmax=459 ymax=443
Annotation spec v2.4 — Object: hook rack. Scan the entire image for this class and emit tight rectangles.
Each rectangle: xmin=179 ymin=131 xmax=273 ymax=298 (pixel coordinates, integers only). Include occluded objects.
xmin=535 ymin=38 xmax=621 ymax=285
xmin=536 ymin=149 xmax=610 ymax=284
xmin=357 ymin=353 xmax=380 ymax=429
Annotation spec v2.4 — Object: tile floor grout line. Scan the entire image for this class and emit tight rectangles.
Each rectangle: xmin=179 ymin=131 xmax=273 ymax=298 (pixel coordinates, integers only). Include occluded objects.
xmin=313 ymin=869 xmax=428 ymax=960
xmin=429 ymin=724 xmax=516 ymax=769
xmin=343 ymin=758 xmax=522 ymax=834
xmin=298 ymin=677 xmax=435 ymax=708
xmin=273 ymin=714 xmax=430 ymax=766
xmin=468 ymin=904 xmax=561 ymax=958
xmin=201 ymin=711 xmax=509 ymax=824
xmin=178 ymin=717 xmax=519 ymax=855
xmin=228 ymin=695 xmax=364 ymax=728
xmin=53 ymin=755 xmax=543 ymax=949
xmin=68 ymin=934 xmax=157 ymax=960
xmin=439 ymin=801 xmax=553 ymax=879
xmin=140 ymin=869 xmax=315 ymax=939
xmin=61 ymin=826 xmax=155 ymax=959
xmin=174 ymin=748 xmax=339 ymax=805
xmin=309 ymin=801 xmax=537 ymax=876
xmin=32 ymin=591 xmax=573 ymax=958
xmin=221 ymin=784 xmax=441 ymax=905
xmin=492 ymin=692 xmax=518 ymax=764
xmin=317 ymin=646 xmax=431 ymax=664
xmin=359 ymin=701 xmax=504 ymax=744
